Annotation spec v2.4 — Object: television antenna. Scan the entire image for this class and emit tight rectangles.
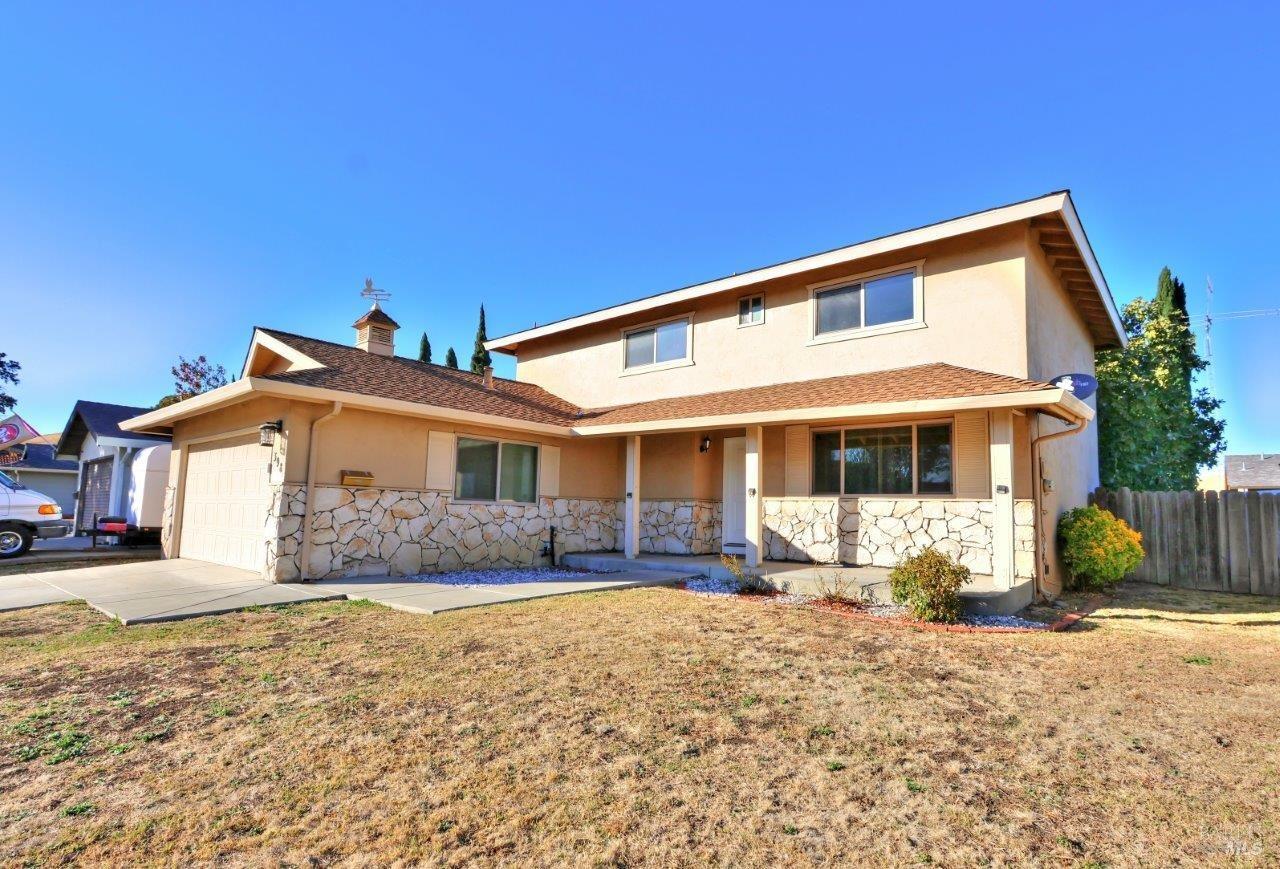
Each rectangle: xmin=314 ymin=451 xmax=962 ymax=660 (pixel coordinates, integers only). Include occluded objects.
xmin=360 ymin=277 xmax=391 ymax=306
xmin=1188 ymin=275 xmax=1280 ymax=390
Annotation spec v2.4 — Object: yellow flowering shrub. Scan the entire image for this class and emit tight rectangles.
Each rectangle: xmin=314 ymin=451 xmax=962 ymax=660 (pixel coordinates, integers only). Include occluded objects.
xmin=1057 ymin=505 xmax=1145 ymax=590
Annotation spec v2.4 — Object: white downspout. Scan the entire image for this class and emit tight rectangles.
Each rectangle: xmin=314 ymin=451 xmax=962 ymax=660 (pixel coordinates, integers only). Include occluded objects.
xmin=299 ymin=402 xmax=343 ymax=580
xmin=1030 ymin=413 xmax=1089 ymax=601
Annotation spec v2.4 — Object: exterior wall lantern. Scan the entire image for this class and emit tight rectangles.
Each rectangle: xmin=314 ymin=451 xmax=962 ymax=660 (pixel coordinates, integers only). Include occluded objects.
xmin=699 ymin=436 xmax=711 ymax=453
xmin=258 ymin=420 xmax=283 ymax=447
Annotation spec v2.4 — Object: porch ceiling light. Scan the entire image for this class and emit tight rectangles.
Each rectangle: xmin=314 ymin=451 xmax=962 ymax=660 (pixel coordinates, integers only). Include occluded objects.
xmin=258 ymin=420 xmax=283 ymax=447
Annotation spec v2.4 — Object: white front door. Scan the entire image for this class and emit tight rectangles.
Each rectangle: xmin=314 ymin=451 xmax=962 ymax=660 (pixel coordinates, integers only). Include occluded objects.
xmin=722 ymin=436 xmax=746 ymax=552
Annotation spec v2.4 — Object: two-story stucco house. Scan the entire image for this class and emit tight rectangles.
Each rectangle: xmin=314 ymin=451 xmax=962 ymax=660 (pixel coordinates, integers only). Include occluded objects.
xmin=121 ymin=191 xmax=1123 ymax=608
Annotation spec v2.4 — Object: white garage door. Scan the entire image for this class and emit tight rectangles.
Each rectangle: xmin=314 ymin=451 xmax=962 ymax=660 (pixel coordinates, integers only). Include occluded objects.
xmin=178 ymin=434 xmax=270 ymax=571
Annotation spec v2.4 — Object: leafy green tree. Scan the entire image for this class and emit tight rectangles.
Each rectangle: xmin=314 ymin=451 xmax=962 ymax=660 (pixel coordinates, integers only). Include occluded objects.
xmin=444 ymin=347 xmax=459 ymax=369
xmin=1096 ymin=292 xmax=1225 ymax=490
xmin=418 ymin=332 xmax=432 ymax=364
xmin=470 ymin=305 xmax=492 ymax=374
xmin=0 ymin=352 xmax=19 ymax=414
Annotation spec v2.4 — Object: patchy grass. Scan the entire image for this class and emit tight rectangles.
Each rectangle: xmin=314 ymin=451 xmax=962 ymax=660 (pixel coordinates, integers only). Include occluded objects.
xmin=0 ymin=582 xmax=1277 ymax=865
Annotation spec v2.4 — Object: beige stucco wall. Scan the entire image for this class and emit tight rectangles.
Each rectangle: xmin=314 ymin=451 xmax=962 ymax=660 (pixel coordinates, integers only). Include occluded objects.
xmin=169 ymin=398 xmax=624 ymax=501
xmin=1024 ymin=233 xmax=1102 ymax=596
xmin=512 ymin=224 xmax=1031 ymax=408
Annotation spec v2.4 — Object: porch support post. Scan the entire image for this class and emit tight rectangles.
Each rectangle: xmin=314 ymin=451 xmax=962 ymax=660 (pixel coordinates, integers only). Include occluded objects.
xmin=624 ymin=435 xmax=641 ymax=559
xmin=989 ymin=409 xmax=1015 ymax=590
xmin=744 ymin=425 xmax=764 ymax=568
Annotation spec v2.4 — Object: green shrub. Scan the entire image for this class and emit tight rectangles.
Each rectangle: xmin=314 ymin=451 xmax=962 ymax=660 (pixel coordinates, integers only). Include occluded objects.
xmin=1057 ymin=505 xmax=1144 ymax=590
xmin=889 ymin=548 xmax=969 ymax=624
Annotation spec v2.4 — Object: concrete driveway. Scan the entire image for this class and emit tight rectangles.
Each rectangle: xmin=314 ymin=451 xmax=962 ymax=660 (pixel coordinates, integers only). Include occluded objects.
xmin=0 ymin=559 xmax=692 ymax=624
xmin=1 ymin=559 xmax=344 ymax=624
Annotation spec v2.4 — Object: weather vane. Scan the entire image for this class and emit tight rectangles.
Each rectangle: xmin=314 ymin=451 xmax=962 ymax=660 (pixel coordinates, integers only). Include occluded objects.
xmin=360 ymin=277 xmax=391 ymax=306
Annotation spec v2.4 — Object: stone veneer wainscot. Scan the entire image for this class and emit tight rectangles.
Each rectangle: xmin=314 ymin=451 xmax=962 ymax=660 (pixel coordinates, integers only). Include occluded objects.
xmin=262 ymin=485 xmax=623 ymax=582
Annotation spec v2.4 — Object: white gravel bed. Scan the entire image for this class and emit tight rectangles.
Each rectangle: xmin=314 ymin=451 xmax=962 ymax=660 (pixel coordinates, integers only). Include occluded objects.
xmin=963 ymin=614 xmax=1048 ymax=629
xmin=683 ymin=577 xmax=742 ymax=596
xmin=402 ymin=567 xmax=608 ymax=587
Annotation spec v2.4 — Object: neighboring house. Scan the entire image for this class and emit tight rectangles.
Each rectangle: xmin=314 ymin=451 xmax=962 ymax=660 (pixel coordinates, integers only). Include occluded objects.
xmin=121 ymin=190 xmax=1122 ymax=604
xmin=0 ymin=439 xmax=78 ymax=516
xmin=55 ymin=401 xmax=172 ymax=532
xmin=1223 ymin=454 xmax=1280 ymax=493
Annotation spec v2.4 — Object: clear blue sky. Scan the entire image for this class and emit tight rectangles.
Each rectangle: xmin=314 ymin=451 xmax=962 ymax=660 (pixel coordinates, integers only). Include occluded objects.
xmin=4 ymin=3 xmax=1277 ymax=456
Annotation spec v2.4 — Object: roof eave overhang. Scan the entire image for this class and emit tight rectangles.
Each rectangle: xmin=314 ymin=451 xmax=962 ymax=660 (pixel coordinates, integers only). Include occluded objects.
xmin=95 ymin=436 xmax=171 ymax=450
xmin=1057 ymin=193 xmax=1127 ymax=349
xmin=121 ymin=380 xmax=259 ymax=434
xmin=570 ymin=388 xmax=1094 ymax=436
xmin=486 ymin=191 xmax=1125 ymax=353
xmin=121 ymin=377 xmax=576 ymax=439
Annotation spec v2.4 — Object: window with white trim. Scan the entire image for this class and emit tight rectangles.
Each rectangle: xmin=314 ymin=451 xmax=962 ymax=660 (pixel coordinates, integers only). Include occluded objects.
xmin=623 ymin=317 xmax=690 ymax=369
xmin=813 ymin=266 xmax=919 ymax=337
xmin=454 ymin=436 xmax=539 ymax=503
xmin=738 ymin=294 xmax=764 ymax=326
xmin=811 ymin=422 xmax=953 ymax=496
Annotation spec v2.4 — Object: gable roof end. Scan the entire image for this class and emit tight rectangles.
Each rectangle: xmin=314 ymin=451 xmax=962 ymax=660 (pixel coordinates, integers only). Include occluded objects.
xmin=485 ymin=190 xmax=1125 ymax=353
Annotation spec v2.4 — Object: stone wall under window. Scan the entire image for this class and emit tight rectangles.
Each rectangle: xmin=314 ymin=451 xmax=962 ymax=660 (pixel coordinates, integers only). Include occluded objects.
xmin=263 ymin=485 xmax=623 ymax=582
xmin=246 ymin=486 xmax=1036 ymax=582
xmin=856 ymin=498 xmax=1036 ymax=578
xmin=761 ymin=496 xmax=1035 ymax=578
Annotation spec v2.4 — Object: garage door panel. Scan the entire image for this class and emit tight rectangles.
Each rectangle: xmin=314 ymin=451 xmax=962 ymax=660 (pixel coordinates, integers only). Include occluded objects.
xmin=179 ymin=434 xmax=270 ymax=572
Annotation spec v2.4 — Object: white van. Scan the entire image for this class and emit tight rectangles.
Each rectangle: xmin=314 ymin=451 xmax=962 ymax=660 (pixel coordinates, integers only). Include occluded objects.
xmin=0 ymin=470 xmax=70 ymax=558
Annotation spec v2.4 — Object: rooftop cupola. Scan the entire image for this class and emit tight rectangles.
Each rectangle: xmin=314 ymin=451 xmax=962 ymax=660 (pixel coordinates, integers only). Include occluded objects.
xmin=353 ymin=278 xmax=399 ymax=356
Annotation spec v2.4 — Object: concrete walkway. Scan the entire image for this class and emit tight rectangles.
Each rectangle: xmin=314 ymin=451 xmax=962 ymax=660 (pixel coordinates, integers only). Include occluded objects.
xmin=1 ymin=559 xmax=344 ymax=624
xmin=0 ymin=559 xmax=694 ymax=623
xmin=311 ymin=570 xmax=693 ymax=615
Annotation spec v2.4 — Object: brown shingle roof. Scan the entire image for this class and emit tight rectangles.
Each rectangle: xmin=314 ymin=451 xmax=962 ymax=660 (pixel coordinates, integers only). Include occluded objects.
xmin=1225 ymin=454 xmax=1280 ymax=490
xmin=260 ymin=331 xmax=1053 ymax=431
xmin=352 ymin=305 xmax=400 ymax=329
xmin=574 ymin=364 xmax=1053 ymax=427
xmin=258 ymin=330 xmax=582 ymax=427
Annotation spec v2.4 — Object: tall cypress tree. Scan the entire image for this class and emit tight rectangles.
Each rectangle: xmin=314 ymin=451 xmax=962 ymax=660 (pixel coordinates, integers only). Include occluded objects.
xmin=1153 ymin=266 xmax=1195 ymax=387
xmin=418 ymin=332 xmax=432 ymax=364
xmin=470 ymin=305 xmax=492 ymax=373
xmin=444 ymin=347 xmax=459 ymax=369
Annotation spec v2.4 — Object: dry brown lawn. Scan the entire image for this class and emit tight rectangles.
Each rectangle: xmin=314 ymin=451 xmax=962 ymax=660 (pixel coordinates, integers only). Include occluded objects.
xmin=0 ymin=582 xmax=1277 ymax=867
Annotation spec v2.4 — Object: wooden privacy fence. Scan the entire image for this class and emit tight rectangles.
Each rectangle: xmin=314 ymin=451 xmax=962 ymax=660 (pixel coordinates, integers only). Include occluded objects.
xmin=1090 ymin=488 xmax=1280 ymax=597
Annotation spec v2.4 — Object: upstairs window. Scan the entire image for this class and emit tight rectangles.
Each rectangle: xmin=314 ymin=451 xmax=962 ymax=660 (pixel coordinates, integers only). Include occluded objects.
xmin=623 ymin=317 xmax=690 ymax=369
xmin=812 ymin=264 xmax=922 ymax=340
xmin=738 ymin=294 xmax=764 ymax=327
xmin=455 ymin=436 xmax=539 ymax=503
xmin=811 ymin=422 xmax=953 ymax=496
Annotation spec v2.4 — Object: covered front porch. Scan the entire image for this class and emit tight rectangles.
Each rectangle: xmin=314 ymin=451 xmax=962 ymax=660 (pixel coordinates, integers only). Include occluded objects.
xmin=558 ymin=362 xmax=1099 ymax=600
xmin=606 ymin=404 xmax=1039 ymax=597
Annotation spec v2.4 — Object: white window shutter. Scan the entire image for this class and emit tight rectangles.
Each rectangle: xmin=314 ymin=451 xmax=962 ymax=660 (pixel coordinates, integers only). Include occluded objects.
xmin=952 ymin=412 xmax=991 ymax=498
xmin=540 ymin=445 xmax=561 ymax=499
xmin=784 ymin=425 xmax=809 ymax=496
xmin=425 ymin=431 xmax=456 ymax=491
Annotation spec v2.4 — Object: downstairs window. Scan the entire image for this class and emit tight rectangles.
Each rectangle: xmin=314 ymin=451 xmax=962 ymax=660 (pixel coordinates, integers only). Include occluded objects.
xmin=455 ymin=437 xmax=539 ymax=503
xmin=812 ymin=422 xmax=953 ymax=496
